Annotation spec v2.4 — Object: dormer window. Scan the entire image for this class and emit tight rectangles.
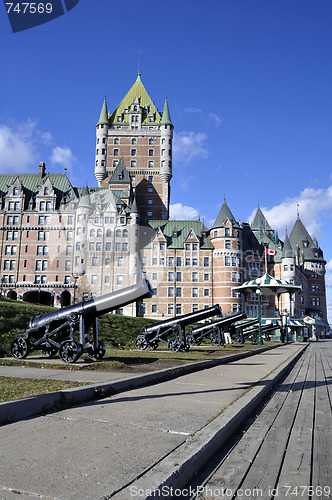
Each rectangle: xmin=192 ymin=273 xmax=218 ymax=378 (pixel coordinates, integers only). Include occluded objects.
xmin=303 ymin=241 xmax=308 ymax=248
xmin=44 ymin=187 xmax=49 ymax=195
xmin=13 ymin=187 xmax=18 ymax=195
xmin=134 ymin=105 xmax=138 ymax=111
xmin=117 ymin=116 xmax=122 ymax=122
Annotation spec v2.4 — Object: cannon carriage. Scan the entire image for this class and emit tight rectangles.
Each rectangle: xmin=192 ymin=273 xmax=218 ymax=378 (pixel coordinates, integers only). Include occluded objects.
xmin=187 ymin=312 xmax=247 ymax=346
xmin=135 ymin=304 xmax=222 ymax=352
xmin=237 ymin=322 xmax=281 ymax=343
xmin=11 ymin=279 xmax=153 ymax=363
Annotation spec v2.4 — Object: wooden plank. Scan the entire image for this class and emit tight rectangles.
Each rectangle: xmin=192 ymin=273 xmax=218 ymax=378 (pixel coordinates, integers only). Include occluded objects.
xmin=201 ymin=347 xmax=311 ymax=499
xmin=231 ymin=346 xmax=312 ymax=499
xmin=311 ymin=344 xmax=332 ymax=500
xmin=276 ymin=344 xmax=316 ymax=493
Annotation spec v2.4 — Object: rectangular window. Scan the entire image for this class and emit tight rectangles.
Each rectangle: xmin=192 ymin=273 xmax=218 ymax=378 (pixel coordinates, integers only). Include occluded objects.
xmin=117 ymin=275 xmax=123 ymax=285
xmin=192 ymin=288 xmax=198 ymax=297
xmin=176 ymin=304 xmax=182 ymax=315
xmin=204 ymin=289 xmax=209 ymax=297
xmin=204 ymin=257 xmax=209 ymax=267
xmin=204 ymin=273 xmax=209 ymax=281
xmin=168 ymin=257 xmax=174 ymax=266
xmin=168 ymin=287 xmax=174 ymax=297
xmin=168 ymin=272 xmax=174 ymax=282
xmin=168 ymin=304 xmax=174 ymax=315
xmin=225 ymin=240 xmax=231 ymax=249
xmin=225 ymin=256 xmax=230 ymax=266
xmin=176 ymin=287 xmax=182 ymax=297
xmin=176 ymin=272 xmax=182 ymax=282
xmin=131 ymin=149 xmax=136 ymax=156
xmin=192 ymin=304 xmax=198 ymax=313
xmin=91 ymin=275 xmax=97 ymax=284
xmin=176 ymin=257 xmax=182 ymax=266
xmin=192 ymin=272 xmax=198 ymax=282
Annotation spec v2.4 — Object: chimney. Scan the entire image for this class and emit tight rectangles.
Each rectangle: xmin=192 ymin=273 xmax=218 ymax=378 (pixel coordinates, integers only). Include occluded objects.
xmin=39 ymin=161 xmax=46 ymax=178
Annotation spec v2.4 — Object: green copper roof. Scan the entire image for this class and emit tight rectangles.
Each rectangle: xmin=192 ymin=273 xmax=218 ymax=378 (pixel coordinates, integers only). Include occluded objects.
xmin=161 ymin=96 xmax=172 ymax=125
xmin=109 ymin=157 xmax=131 ymax=185
xmin=282 ymin=230 xmax=294 ymax=259
xmin=110 ymin=73 xmax=162 ymax=125
xmin=97 ymin=97 xmax=109 ymax=126
xmin=289 ymin=217 xmax=325 ymax=262
xmin=251 ymin=206 xmax=272 ymax=231
xmin=211 ymin=198 xmax=240 ymax=229
xmin=147 ymin=220 xmax=213 ymax=249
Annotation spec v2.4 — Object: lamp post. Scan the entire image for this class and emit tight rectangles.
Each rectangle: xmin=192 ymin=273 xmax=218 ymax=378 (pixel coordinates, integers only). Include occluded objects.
xmin=256 ymin=286 xmax=264 ymax=345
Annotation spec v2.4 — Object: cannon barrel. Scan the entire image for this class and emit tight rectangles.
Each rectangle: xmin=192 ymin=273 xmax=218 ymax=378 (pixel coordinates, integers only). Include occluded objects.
xmin=29 ymin=279 xmax=153 ymax=331
xmin=191 ymin=312 xmax=247 ymax=335
xmin=232 ymin=319 xmax=259 ymax=331
xmin=143 ymin=304 xmax=222 ymax=334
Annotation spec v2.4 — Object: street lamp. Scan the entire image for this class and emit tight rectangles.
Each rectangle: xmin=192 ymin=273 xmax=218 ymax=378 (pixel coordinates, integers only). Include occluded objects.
xmin=256 ymin=286 xmax=264 ymax=346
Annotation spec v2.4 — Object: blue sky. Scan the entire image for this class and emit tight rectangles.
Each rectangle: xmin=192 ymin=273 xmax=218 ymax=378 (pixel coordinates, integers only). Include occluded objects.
xmin=1 ymin=0 xmax=332 ymax=321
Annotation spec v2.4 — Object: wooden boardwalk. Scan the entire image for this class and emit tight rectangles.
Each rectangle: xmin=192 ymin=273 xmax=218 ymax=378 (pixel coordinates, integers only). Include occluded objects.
xmin=193 ymin=341 xmax=332 ymax=500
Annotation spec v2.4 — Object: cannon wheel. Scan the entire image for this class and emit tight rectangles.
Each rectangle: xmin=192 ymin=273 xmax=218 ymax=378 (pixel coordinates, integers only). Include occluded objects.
xmin=187 ymin=335 xmax=200 ymax=346
xmin=59 ymin=340 xmax=82 ymax=363
xmin=86 ymin=340 xmax=107 ymax=361
xmin=94 ymin=340 xmax=106 ymax=360
xmin=11 ymin=338 xmax=30 ymax=359
xmin=149 ymin=340 xmax=159 ymax=350
xmin=211 ymin=337 xmax=222 ymax=347
xmin=135 ymin=335 xmax=148 ymax=350
xmin=168 ymin=339 xmax=182 ymax=352
xmin=41 ymin=345 xmax=58 ymax=358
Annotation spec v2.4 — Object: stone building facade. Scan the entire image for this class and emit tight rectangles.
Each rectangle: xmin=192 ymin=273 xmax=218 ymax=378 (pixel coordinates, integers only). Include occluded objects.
xmin=0 ymin=73 xmax=328 ymax=333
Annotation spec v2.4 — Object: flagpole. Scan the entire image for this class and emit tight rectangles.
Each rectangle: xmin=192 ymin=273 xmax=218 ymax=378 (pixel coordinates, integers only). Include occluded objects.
xmin=264 ymin=245 xmax=267 ymax=274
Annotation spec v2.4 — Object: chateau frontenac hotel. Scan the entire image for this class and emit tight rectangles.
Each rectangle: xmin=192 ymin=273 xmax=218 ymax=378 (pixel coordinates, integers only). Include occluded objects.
xmin=0 ymin=73 xmax=328 ymax=338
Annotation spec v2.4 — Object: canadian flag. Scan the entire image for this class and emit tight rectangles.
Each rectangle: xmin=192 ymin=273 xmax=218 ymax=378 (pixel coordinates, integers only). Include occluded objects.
xmin=265 ymin=248 xmax=277 ymax=256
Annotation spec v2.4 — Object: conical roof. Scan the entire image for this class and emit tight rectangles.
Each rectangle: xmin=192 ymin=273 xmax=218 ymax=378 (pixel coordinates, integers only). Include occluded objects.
xmin=109 ymin=157 xmax=131 ymax=184
xmin=78 ymin=184 xmax=93 ymax=209
xmin=282 ymin=230 xmax=294 ymax=259
xmin=251 ymin=206 xmax=272 ymax=231
xmin=161 ymin=96 xmax=172 ymax=125
xmin=211 ymin=198 xmax=239 ymax=229
xmin=97 ymin=97 xmax=109 ymax=126
xmin=289 ymin=216 xmax=324 ymax=262
xmin=110 ymin=72 xmax=162 ymax=125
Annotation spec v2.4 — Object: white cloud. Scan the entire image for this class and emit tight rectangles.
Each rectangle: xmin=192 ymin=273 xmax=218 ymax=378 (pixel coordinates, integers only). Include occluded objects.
xmin=170 ymin=203 xmax=200 ymax=220
xmin=326 ymin=259 xmax=332 ymax=288
xmin=208 ymin=112 xmax=222 ymax=127
xmin=184 ymin=107 xmax=202 ymax=114
xmin=0 ymin=120 xmax=43 ymax=172
xmin=50 ymin=146 xmax=76 ymax=169
xmin=248 ymin=186 xmax=332 ymax=240
xmin=173 ymin=131 xmax=209 ymax=166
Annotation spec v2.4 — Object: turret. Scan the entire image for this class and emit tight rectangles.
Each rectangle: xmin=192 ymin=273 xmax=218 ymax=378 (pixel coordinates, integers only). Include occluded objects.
xmin=95 ymin=96 xmax=109 ymax=186
xmin=160 ymin=95 xmax=173 ymax=219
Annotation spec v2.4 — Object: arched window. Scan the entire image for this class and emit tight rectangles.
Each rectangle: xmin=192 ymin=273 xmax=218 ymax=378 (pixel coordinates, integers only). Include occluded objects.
xmin=123 ymin=229 xmax=128 ymax=237
xmin=90 ymin=229 xmax=95 ymax=237
xmin=97 ymin=229 xmax=102 ymax=237
xmin=116 ymin=229 xmax=121 ymax=237
xmin=106 ymin=229 xmax=112 ymax=237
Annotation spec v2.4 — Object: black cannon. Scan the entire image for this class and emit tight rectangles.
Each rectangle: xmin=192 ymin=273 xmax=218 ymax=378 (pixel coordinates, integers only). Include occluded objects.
xmin=187 ymin=312 xmax=247 ymax=346
xmin=10 ymin=279 xmax=153 ymax=363
xmin=231 ymin=319 xmax=259 ymax=344
xmin=135 ymin=304 xmax=222 ymax=352
xmin=238 ymin=322 xmax=281 ymax=343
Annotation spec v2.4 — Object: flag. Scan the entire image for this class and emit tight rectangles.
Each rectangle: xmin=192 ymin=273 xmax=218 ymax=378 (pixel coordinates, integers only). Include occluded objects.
xmin=265 ymin=248 xmax=277 ymax=256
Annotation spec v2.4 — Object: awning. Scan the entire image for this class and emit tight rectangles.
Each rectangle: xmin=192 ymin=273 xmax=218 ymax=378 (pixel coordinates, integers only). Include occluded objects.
xmin=288 ymin=320 xmax=307 ymax=327
xmin=232 ymin=272 xmax=301 ymax=296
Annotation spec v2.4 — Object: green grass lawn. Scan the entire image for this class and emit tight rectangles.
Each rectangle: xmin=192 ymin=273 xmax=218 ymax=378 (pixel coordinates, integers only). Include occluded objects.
xmin=0 ymin=376 xmax=89 ymax=403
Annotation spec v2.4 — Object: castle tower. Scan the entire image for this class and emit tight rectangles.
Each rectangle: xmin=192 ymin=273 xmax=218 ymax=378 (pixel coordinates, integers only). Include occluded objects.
xmin=96 ymin=71 xmax=172 ymax=221
xmin=280 ymin=229 xmax=296 ymax=316
xmin=159 ymin=96 xmax=173 ymax=219
xmin=95 ymin=97 xmax=109 ymax=186
xmin=289 ymin=216 xmax=327 ymax=321
xmin=210 ymin=198 xmax=243 ymax=315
